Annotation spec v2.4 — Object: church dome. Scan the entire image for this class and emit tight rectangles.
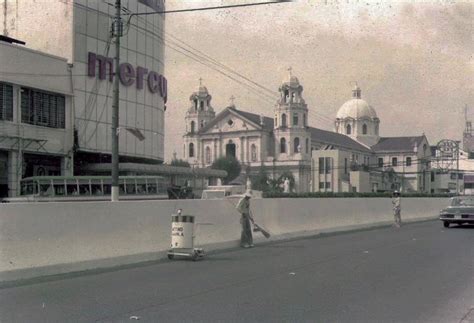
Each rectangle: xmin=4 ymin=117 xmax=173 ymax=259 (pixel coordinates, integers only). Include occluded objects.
xmin=336 ymin=86 xmax=377 ymax=119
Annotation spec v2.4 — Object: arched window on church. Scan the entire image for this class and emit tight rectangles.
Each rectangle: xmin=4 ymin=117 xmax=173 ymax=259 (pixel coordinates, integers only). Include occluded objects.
xmin=189 ymin=143 xmax=195 ymax=158
xmin=284 ymin=89 xmax=289 ymax=103
xmin=200 ymin=101 xmax=204 ymax=111
xmin=200 ymin=120 xmax=205 ymax=128
xmin=291 ymin=92 xmax=295 ymax=102
xmin=362 ymin=124 xmax=367 ymax=135
xmin=280 ymin=138 xmax=286 ymax=154
xmin=346 ymin=124 xmax=352 ymax=135
xmin=194 ymin=99 xmax=198 ymax=111
xmin=251 ymin=144 xmax=257 ymax=162
xmin=294 ymin=137 xmax=300 ymax=153
xmin=190 ymin=121 xmax=195 ymax=133
xmin=281 ymin=114 xmax=287 ymax=127
xmin=305 ymin=138 xmax=309 ymax=154
xmin=205 ymin=146 xmax=211 ymax=164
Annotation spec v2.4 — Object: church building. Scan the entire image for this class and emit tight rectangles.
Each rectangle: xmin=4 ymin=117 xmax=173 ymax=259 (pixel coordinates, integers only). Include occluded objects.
xmin=183 ymin=72 xmax=431 ymax=193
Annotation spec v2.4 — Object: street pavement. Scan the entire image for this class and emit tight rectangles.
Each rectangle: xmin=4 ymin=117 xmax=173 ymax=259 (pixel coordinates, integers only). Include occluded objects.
xmin=0 ymin=220 xmax=473 ymax=323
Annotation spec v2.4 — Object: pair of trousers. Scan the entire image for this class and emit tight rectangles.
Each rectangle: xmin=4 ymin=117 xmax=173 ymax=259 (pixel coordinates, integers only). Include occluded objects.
xmin=240 ymin=214 xmax=253 ymax=246
xmin=394 ymin=208 xmax=402 ymax=226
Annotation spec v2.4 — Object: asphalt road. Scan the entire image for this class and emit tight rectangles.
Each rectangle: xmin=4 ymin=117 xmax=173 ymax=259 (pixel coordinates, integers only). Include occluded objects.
xmin=0 ymin=220 xmax=473 ymax=323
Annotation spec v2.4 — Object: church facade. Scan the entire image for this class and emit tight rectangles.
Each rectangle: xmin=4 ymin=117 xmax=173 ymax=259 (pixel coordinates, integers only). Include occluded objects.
xmin=183 ymin=73 xmax=431 ymax=193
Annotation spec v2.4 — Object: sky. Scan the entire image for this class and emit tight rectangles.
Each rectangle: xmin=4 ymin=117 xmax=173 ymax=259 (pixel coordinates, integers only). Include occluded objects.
xmin=163 ymin=0 xmax=473 ymax=161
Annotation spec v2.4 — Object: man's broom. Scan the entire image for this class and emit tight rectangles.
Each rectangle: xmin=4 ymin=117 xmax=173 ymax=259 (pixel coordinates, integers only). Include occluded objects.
xmin=249 ymin=210 xmax=271 ymax=239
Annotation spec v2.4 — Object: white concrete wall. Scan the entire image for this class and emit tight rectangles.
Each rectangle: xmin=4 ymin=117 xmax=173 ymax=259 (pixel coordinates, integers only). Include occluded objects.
xmin=0 ymin=197 xmax=448 ymax=282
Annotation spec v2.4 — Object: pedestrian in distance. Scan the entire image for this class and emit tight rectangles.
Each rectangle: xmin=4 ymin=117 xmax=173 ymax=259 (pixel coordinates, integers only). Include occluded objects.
xmin=392 ymin=190 xmax=402 ymax=228
xmin=236 ymin=190 xmax=254 ymax=248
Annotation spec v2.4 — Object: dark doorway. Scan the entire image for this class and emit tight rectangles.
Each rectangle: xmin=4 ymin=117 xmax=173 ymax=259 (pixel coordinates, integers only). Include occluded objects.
xmin=226 ymin=142 xmax=236 ymax=158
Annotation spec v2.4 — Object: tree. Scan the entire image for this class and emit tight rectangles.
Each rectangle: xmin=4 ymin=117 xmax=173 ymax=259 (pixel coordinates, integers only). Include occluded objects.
xmin=170 ymin=159 xmax=191 ymax=168
xmin=211 ymin=156 xmax=241 ymax=184
xmin=251 ymin=167 xmax=270 ymax=192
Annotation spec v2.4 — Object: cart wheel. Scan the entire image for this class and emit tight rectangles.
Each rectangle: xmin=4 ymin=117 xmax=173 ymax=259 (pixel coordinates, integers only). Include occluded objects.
xmin=167 ymin=254 xmax=174 ymax=260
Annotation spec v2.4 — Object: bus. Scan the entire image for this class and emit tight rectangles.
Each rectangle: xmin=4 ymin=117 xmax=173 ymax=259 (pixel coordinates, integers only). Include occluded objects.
xmin=4 ymin=176 xmax=170 ymax=202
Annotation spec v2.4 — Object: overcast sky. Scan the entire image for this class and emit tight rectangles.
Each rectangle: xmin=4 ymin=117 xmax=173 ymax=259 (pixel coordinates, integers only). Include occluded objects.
xmin=163 ymin=0 xmax=473 ymax=161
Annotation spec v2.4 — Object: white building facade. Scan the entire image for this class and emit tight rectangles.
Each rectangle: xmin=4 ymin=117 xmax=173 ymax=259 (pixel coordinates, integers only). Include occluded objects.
xmin=0 ymin=41 xmax=74 ymax=197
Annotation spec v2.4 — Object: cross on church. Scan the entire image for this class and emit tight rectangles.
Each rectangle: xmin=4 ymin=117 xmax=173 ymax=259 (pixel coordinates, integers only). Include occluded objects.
xmin=199 ymin=77 xmax=203 ymax=86
xmin=287 ymin=66 xmax=292 ymax=76
xmin=229 ymin=95 xmax=235 ymax=106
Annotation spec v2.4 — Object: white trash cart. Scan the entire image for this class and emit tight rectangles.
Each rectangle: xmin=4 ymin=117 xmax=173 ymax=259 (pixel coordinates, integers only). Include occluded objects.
xmin=167 ymin=213 xmax=205 ymax=261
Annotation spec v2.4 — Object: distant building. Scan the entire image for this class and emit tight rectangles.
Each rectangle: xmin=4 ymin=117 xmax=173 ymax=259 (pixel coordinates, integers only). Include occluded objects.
xmin=183 ymin=72 xmax=431 ymax=193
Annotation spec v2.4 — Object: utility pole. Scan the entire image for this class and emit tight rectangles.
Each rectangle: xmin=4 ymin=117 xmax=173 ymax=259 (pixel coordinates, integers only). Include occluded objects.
xmin=111 ymin=0 xmax=122 ymax=201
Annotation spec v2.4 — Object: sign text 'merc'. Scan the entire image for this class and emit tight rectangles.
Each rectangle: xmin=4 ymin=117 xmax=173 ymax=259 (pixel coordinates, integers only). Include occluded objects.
xmin=87 ymin=52 xmax=167 ymax=103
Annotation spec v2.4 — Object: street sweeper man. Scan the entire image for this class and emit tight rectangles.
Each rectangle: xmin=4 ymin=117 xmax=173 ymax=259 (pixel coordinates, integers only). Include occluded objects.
xmin=236 ymin=190 xmax=254 ymax=248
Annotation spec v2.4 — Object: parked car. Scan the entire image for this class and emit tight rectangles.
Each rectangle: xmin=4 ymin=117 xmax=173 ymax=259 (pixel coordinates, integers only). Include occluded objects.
xmin=439 ymin=196 xmax=474 ymax=228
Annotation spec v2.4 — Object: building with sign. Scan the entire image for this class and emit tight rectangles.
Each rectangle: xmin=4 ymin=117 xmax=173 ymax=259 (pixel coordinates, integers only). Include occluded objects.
xmin=184 ymin=74 xmax=432 ymax=193
xmin=0 ymin=0 xmax=167 ymax=198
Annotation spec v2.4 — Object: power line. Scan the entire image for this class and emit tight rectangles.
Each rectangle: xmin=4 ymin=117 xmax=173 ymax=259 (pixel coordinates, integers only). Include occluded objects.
xmin=127 ymin=1 xmax=292 ymax=18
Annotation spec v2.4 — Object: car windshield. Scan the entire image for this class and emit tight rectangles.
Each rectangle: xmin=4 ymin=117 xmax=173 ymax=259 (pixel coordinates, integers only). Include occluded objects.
xmin=450 ymin=196 xmax=474 ymax=206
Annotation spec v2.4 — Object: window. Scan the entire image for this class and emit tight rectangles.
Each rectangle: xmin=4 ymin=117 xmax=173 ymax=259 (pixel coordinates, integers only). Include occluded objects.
xmin=318 ymin=157 xmax=324 ymax=174
xmin=362 ymin=124 xmax=367 ymax=135
xmin=227 ymin=119 xmax=234 ymax=126
xmin=280 ymin=138 xmax=286 ymax=153
xmin=251 ymin=144 xmax=257 ymax=162
xmin=200 ymin=120 xmax=204 ymax=128
xmin=344 ymin=158 xmax=348 ymax=174
xmin=281 ymin=114 xmax=287 ymax=127
xmin=293 ymin=113 xmax=298 ymax=126
xmin=378 ymin=158 xmax=384 ymax=168
xmin=431 ymin=171 xmax=435 ymax=182
xmin=319 ymin=182 xmax=324 ymax=189
xmin=346 ymin=124 xmax=351 ymax=135
xmin=0 ymin=83 xmax=13 ymax=121
xmin=190 ymin=121 xmax=195 ymax=133
xmin=21 ymin=87 xmax=65 ymax=128
xmin=392 ymin=157 xmax=398 ymax=166
xmin=450 ymin=173 xmax=457 ymax=180
xmin=406 ymin=157 xmax=412 ymax=167
xmin=325 ymin=182 xmax=331 ymax=189
xmin=194 ymin=99 xmax=198 ymax=110
xmin=325 ymin=157 xmax=331 ymax=173
xmin=459 ymin=173 xmax=464 ymax=180
xmin=294 ymin=137 xmax=300 ymax=153
xmin=205 ymin=147 xmax=211 ymax=164
xmin=200 ymin=101 xmax=204 ymax=111
xmin=305 ymin=138 xmax=309 ymax=154
xmin=189 ymin=143 xmax=195 ymax=158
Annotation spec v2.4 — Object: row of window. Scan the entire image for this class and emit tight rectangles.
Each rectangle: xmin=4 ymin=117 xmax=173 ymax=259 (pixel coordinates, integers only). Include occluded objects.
xmin=280 ymin=137 xmax=309 ymax=154
xmin=187 ymin=143 xmax=260 ymax=163
xmin=275 ymin=113 xmax=307 ymax=128
xmin=378 ymin=157 xmax=412 ymax=168
xmin=0 ymin=82 xmax=66 ymax=129
xmin=345 ymin=123 xmax=371 ymax=135
xmin=319 ymin=182 xmax=331 ymax=189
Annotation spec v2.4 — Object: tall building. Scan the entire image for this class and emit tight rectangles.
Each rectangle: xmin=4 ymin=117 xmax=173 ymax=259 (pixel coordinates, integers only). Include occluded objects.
xmin=183 ymin=72 xmax=431 ymax=193
xmin=0 ymin=0 xmax=167 ymax=197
